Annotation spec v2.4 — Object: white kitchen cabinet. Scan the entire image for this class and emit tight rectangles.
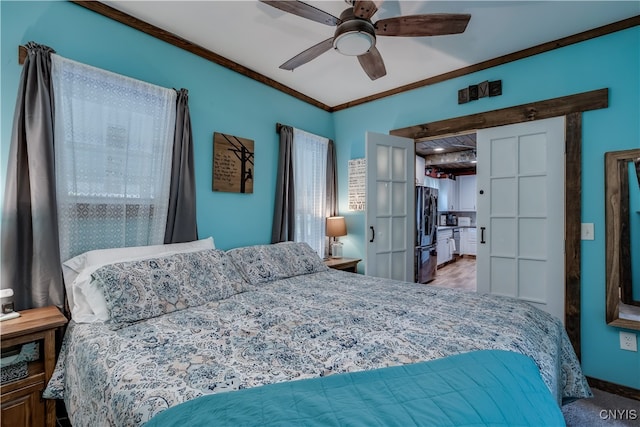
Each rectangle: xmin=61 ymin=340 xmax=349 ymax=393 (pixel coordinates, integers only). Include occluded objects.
xmin=458 ymin=175 xmax=477 ymax=211
xmin=448 ymin=179 xmax=458 ymax=211
xmin=437 ymin=178 xmax=458 ymax=212
xmin=437 ymin=228 xmax=453 ymax=265
xmin=436 ymin=179 xmax=447 ymax=212
xmin=459 ymin=228 xmax=467 ymax=255
xmin=415 ymin=156 xmax=439 ymax=189
xmin=415 ymin=155 xmax=425 ymax=185
xmin=460 ymin=228 xmax=477 ymax=256
xmin=467 ymin=228 xmax=477 ymax=255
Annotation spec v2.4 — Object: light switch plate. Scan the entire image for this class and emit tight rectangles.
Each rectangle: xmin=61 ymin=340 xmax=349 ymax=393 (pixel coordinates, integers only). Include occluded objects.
xmin=581 ymin=223 xmax=595 ymax=240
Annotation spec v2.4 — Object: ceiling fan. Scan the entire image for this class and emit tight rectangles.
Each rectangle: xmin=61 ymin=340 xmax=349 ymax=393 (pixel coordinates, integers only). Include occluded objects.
xmin=260 ymin=0 xmax=471 ymax=80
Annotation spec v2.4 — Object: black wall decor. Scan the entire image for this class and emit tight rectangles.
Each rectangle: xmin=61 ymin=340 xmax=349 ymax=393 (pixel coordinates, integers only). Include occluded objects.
xmin=458 ymin=80 xmax=502 ymax=104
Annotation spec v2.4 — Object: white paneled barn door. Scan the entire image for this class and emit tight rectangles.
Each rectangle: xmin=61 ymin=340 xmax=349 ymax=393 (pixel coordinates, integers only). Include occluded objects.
xmin=476 ymin=117 xmax=566 ymax=323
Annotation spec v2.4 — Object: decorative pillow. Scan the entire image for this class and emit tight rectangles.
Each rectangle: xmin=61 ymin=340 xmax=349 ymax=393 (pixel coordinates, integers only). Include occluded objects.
xmin=227 ymin=242 xmax=328 ymax=285
xmin=90 ymin=249 xmax=247 ymax=326
xmin=62 ymin=237 xmax=215 ymax=322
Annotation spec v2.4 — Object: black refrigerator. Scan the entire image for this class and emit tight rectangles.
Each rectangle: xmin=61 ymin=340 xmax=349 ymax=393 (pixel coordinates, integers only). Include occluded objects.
xmin=415 ymin=186 xmax=438 ymax=283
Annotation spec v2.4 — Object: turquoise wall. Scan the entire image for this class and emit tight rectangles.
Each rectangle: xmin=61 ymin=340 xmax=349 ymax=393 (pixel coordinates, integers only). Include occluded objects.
xmin=333 ymin=27 xmax=640 ymax=389
xmin=2 ymin=1 xmax=639 ymax=390
xmin=0 ymin=1 xmax=334 ymax=250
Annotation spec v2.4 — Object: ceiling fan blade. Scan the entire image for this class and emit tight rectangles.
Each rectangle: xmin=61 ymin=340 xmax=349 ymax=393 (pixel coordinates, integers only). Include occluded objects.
xmin=280 ymin=38 xmax=335 ymax=71
xmin=357 ymin=46 xmax=386 ymax=80
xmin=260 ymin=1 xmax=340 ymax=26
xmin=352 ymin=0 xmax=381 ymax=20
xmin=375 ymin=13 xmax=471 ymax=37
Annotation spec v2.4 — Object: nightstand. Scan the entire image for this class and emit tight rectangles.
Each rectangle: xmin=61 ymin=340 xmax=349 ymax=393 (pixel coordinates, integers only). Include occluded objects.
xmin=1 ymin=306 xmax=68 ymax=427
xmin=324 ymin=257 xmax=361 ymax=273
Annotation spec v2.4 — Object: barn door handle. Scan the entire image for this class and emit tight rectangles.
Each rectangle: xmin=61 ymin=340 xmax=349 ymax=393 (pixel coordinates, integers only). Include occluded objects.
xmin=480 ymin=227 xmax=486 ymax=244
xmin=369 ymin=226 xmax=375 ymax=242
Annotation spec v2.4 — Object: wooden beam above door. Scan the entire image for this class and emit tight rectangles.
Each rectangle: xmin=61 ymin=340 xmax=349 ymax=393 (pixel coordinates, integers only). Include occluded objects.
xmin=391 ymin=88 xmax=609 ymax=142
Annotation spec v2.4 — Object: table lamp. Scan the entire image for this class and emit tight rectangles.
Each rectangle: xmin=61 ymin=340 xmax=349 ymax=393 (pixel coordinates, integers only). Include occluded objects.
xmin=326 ymin=216 xmax=347 ymax=258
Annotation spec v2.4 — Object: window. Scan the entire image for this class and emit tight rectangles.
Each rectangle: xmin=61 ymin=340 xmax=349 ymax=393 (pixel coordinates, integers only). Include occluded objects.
xmin=51 ymin=54 xmax=176 ymax=260
xmin=293 ymin=128 xmax=329 ymax=256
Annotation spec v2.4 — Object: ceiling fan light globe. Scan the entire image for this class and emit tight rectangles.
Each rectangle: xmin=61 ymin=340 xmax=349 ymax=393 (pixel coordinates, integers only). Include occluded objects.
xmin=334 ymin=31 xmax=374 ymax=56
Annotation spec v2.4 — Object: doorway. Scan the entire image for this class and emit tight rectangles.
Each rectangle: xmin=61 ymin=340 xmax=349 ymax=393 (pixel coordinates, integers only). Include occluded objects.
xmin=414 ymin=118 xmax=567 ymax=322
xmin=416 ymin=131 xmax=478 ymax=293
xmin=391 ymin=87 xmax=610 ymax=359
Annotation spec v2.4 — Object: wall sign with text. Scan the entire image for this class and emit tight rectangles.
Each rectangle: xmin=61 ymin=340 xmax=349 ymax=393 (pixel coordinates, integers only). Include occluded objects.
xmin=458 ymin=80 xmax=502 ymax=104
xmin=212 ymin=132 xmax=254 ymax=193
xmin=348 ymin=158 xmax=366 ymax=211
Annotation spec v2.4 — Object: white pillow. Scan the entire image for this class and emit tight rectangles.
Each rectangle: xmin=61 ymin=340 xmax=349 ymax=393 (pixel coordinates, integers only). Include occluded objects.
xmin=63 ymin=237 xmax=215 ymax=322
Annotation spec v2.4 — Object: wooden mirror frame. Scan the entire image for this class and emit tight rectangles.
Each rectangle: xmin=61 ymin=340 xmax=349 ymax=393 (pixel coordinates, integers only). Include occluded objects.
xmin=605 ymin=148 xmax=640 ymax=330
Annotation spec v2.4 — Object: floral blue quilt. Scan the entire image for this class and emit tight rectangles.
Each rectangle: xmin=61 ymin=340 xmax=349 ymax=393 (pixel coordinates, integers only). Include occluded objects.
xmin=44 ymin=244 xmax=591 ymax=426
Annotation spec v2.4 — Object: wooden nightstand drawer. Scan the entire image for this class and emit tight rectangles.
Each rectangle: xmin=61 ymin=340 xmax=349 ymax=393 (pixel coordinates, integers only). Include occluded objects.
xmin=324 ymin=257 xmax=361 ymax=273
xmin=1 ymin=373 xmax=46 ymax=427
xmin=0 ymin=306 xmax=68 ymax=427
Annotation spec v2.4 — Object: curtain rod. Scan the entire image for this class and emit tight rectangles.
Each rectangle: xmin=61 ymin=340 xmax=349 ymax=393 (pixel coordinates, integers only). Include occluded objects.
xmin=275 ymin=124 xmax=334 ymax=145
xmin=18 ymin=44 xmax=187 ymax=94
xmin=274 ymin=123 xmax=305 ymax=134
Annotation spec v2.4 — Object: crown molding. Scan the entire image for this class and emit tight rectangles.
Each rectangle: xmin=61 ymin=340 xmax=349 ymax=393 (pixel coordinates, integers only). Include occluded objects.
xmin=43 ymin=3 xmax=634 ymax=112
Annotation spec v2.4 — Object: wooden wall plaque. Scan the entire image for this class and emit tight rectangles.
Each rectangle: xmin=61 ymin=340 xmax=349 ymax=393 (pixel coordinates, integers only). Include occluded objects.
xmin=212 ymin=132 xmax=254 ymax=193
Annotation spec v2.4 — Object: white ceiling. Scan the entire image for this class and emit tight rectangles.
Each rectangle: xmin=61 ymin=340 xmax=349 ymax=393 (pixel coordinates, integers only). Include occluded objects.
xmin=103 ymin=1 xmax=639 ymax=107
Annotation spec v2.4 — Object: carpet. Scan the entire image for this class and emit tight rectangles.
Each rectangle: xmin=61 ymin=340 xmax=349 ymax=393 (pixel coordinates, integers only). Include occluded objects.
xmin=562 ymin=388 xmax=639 ymax=426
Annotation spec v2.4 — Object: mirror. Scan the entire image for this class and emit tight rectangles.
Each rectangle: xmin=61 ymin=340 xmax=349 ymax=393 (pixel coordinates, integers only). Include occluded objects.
xmin=620 ymin=158 xmax=640 ymax=307
xmin=605 ymin=148 xmax=640 ymax=330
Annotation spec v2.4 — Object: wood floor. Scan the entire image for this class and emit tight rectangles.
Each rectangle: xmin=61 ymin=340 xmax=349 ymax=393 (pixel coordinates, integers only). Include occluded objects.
xmin=429 ymin=256 xmax=477 ymax=292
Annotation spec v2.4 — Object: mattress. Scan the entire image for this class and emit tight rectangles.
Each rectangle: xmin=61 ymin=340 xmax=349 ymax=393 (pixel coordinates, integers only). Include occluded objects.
xmin=45 ymin=264 xmax=590 ymax=426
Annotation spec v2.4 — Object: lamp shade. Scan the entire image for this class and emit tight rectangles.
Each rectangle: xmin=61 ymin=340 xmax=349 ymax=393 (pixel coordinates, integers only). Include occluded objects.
xmin=326 ymin=216 xmax=347 ymax=237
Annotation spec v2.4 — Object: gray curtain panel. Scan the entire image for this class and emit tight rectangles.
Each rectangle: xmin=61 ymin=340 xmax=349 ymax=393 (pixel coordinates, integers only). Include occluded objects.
xmin=271 ymin=128 xmax=337 ymax=248
xmin=164 ymin=88 xmax=198 ymax=243
xmin=1 ymin=42 xmax=64 ymax=311
xmin=326 ymin=140 xmax=337 ymax=217
xmin=271 ymin=125 xmax=295 ymax=243
xmin=325 ymin=140 xmax=337 ymax=257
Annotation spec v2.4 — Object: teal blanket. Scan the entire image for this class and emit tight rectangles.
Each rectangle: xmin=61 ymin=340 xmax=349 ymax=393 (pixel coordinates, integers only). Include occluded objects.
xmin=145 ymin=350 xmax=565 ymax=427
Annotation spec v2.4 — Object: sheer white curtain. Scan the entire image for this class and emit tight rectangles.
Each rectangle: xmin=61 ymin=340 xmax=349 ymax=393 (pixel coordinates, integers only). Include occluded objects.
xmin=51 ymin=54 xmax=176 ymax=261
xmin=293 ymin=128 xmax=329 ymax=257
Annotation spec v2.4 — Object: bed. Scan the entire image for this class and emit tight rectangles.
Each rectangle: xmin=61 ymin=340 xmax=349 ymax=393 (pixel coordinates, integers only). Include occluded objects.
xmin=44 ymin=241 xmax=591 ymax=426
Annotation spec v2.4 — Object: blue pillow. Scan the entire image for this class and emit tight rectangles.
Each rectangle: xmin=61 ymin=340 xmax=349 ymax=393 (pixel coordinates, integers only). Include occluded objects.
xmin=227 ymin=242 xmax=328 ymax=285
xmin=91 ymin=249 xmax=248 ymax=325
